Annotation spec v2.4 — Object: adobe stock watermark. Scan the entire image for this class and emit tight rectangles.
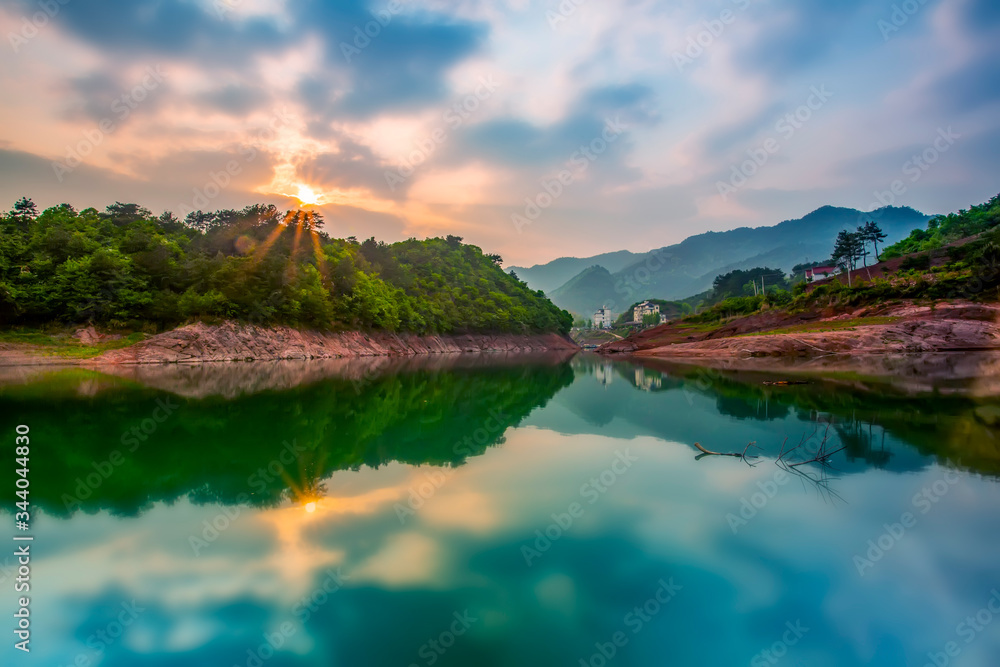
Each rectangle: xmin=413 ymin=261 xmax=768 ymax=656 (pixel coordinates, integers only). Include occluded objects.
xmin=60 ymin=397 xmax=179 ymax=512
xmin=407 ymin=610 xmax=479 ymax=667
xmin=672 ymin=0 xmax=752 ymax=73
xmin=291 ymin=567 xmax=350 ymax=624
xmin=716 ymin=85 xmax=833 ymax=201
xmin=394 ymin=408 xmax=510 ymax=523
xmin=51 ymin=66 xmax=168 ymax=182
xmin=853 ymin=468 xmax=961 ymax=576
xmin=578 ymin=577 xmax=682 ymax=667
xmin=235 ymin=567 xmax=350 ymax=667
xmin=750 ymin=620 xmax=810 ymax=666
xmin=7 ymin=0 xmax=71 ymax=53
xmin=512 ymin=116 xmax=627 ymax=233
xmin=878 ymin=0 xmax=931 ymax=41
xmin=177 ymin=107 xmax=295 ymax=218
xmin=868 ymin=127 xmax=959 ymax=210
xmin=923 ymin=589 xmax=1000 ymax=667
xmin=189 ymin=439 xmax=307 ymax=555
xmin=384 ymin=75 xmax=501 ymax=192
xmin=213 ymin=0 xmax=289 ymax=20
xmin=339 ymin=0 xmax=408 ymax=61
xmin=725 ymin=468 xmax=790 ymax=534
xmin=546 ymin=0 xmax=588 ymax=30
xmin=54 ymin=600 xmax=146 ymax=667
xmin=521 ymin=449 xmax=638 ymax=566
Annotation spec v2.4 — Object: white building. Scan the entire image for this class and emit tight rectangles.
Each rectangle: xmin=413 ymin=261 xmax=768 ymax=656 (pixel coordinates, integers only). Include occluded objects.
xmin=632 ymin=300 xmax=660 ymax=323
xmin=805 ymin=266 xmax=841 ymax=282
xmin=595 ymin=363 xmax=613 ymax=386
xmin=634 ymin=368 xmax=662 ymax=391
xmin=593 ymin=307 xmax=614 ymax=329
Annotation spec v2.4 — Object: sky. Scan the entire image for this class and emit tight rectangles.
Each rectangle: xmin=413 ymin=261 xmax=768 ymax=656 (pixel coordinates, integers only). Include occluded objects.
xmin=0 ymin=0 xmax=998 ymax=267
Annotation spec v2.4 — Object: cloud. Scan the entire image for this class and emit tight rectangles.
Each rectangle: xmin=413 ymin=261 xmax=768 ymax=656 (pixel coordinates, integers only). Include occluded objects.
xmin=289 ymin=0 xmax=488 ymax=119
xmin=1 ymin=0 xmax=999 ymax=266
xmin=0 ymin=147 xmax=279 ymax=215
xmin=734 ymin=0 xmax=866 ymax=77
xmin=700 ymin=101 xmax=786 ymax=160
xmin=192 ymin=84 xmax=272 ymax=116
xmin=957 ymin=0 xmax=1000 ymax=32
xmin=447 ymin=82 xmax=657 ymax=175
xmin=46 ymin=0 xmax=293 ymax=70
xmin=299 ymin=133 xmax=398 ymax=198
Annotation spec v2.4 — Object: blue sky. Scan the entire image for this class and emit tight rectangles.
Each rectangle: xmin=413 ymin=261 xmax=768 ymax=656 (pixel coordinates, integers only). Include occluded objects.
xmin=0 ymin=0 xmax=998 ymax=264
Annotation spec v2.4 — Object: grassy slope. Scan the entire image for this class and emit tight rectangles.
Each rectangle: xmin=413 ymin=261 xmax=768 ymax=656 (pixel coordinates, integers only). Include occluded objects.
xmin=0 ymin=329 xmax=150 ymax=359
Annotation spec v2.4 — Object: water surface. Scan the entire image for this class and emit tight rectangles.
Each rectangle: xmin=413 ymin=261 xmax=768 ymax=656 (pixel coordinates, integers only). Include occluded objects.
xmin=2 ymin=353 xmax=999 ymax=667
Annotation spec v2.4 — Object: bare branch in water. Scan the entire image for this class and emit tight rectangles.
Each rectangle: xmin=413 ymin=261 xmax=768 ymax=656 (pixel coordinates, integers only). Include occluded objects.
xmin=694 ymin=441 xmax=759 ymax=466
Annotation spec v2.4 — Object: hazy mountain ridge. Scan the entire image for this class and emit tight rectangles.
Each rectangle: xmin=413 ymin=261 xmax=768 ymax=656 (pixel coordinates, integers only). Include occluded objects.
xmin=523 ymin=205 xmax=931 ymax=316
xmin=507 ymin=250 xmax=644 ymax=294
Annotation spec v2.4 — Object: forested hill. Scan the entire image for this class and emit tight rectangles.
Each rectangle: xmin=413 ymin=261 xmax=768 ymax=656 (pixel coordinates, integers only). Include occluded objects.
xmin=0 ymin=200 xmax=573 ymax=335
xmin=538 ymin=204 xmax=930 ymax=316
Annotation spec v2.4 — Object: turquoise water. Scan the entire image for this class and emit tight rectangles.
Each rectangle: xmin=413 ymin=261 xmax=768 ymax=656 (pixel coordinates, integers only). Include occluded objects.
xmin=1 ymin=354 xmax=999 ymax=666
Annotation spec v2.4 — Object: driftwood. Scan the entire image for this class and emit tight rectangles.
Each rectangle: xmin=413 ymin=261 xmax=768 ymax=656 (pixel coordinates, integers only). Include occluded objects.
xmin=776 ymin=424 xmax=846 ymax=467
xmin=693 ymin=441 xmax=760 ymax=465
xmin=695 ymin=425 xmax=845 ymax=471
xmin=695 ymin=425 xmax=847 ymax=503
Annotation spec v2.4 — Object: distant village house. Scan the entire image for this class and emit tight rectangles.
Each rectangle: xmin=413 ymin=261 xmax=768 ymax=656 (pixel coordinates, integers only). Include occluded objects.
xmin=632 ymin=300 xmax=660 ymax=323
xmin=805 ymin=266 xmax=841 ymax=282
xmin=593 ymin=307 xmax=614 ymax=329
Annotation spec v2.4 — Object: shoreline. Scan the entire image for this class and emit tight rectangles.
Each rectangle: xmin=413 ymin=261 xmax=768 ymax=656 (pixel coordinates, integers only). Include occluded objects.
xmin=599 ymin=302 xmax=1000 ymax=359
xmin=0 ymin=321 xmax=579 ymax=366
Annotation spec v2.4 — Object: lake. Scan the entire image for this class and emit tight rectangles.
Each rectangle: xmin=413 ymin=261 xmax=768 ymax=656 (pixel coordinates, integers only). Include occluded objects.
xmin=2 ymin=353 xmax=999 ymax=667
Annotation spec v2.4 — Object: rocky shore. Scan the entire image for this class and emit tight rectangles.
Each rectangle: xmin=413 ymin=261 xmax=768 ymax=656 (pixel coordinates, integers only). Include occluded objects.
xmin=599 ymin=302 xmax=1000 ymax=360
xmin=1 ymin=321 xmax=579 ymax=366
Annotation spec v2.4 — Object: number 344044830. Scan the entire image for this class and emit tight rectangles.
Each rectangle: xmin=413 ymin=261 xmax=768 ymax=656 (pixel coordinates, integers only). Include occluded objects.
xmin=15 ymin=425 xmax=29 ymax=507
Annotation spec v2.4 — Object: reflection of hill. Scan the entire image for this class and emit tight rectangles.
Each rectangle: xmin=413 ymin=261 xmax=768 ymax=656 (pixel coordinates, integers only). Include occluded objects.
xmin=4 ymin=358 xmax=574 ymax=516
xmin=88 ymin=351 xmax=577 ymax=399
xmin=653 ymin=362 xmax=1000 ymax=476
xmin=529 ymin=357 xmax=1000 ymax=478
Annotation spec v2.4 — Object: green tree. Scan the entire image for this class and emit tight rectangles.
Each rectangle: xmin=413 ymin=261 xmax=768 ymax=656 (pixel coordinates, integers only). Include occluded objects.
xmin=11 ymin=197 xmax=38 ymax=221
xmin=0 ymin=201 xmax=572 ymax=335
xmin=832 ymin=230 xmax=864 ymax=286
xmin=860 ymin=220 xmax=888 ymax=262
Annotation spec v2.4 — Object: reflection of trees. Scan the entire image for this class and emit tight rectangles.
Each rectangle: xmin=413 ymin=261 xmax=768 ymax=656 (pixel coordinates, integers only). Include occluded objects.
xmin=13 ymin=360 xmax=575 ymax=516
xmin=715 ymin=395 xmax=791 ymax=421
xmin=834 ymin=417 xmax=891 ymax=467
xmin=641 ymin=360 xmax=1000 ymax=477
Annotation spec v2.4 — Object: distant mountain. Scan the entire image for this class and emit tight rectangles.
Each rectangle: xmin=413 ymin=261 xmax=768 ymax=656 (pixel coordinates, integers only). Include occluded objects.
xmin=547 ymin=266 xmax=621 ymax=318
xmin=508 ymin=250 xmax=644 ymax=294
xmin=540 ymin=205 xmax=931 ymax=317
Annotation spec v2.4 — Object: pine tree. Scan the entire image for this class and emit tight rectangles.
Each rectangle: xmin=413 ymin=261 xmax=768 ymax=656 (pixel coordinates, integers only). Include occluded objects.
xmin=861 ymin=220 xmax=888 ymax=261
xmin=832 ymin=230 xmax=864 ymax=287
xmin=11 ymin=197 xmax=38 ymax=221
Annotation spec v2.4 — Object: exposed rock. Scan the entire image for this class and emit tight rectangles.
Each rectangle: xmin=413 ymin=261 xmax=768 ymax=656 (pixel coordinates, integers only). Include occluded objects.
xmin=74 ymin=326 xmax=122 ymax=345
xmin=90 ymin=321 xmax=578 ymax=365
xmin=634 ymin=316 xmax=1000 ymax=359
xmin=599 ymin=302 xmax=1000 ymax=359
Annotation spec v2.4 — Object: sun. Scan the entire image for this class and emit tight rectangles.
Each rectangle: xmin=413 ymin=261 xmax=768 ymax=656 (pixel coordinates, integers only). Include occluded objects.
xmin=293 ymin=183 xmax=321 ymax=206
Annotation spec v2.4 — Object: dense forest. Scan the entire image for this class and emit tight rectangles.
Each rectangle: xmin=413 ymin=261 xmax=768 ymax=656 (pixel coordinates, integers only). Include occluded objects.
xmin=881 ymin=193 xmax=1000 ymax=258
xmin=0 ymin=199 xmax=572 ymax=335
xmin=682 ymin=193 xmax=1000 ymax=324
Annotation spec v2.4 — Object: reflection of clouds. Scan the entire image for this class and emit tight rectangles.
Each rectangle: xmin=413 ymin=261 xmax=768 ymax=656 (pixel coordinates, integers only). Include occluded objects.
xmin=15 ymin=414 xmax=1000 ymax=665
xmin=421 ymin=489 xmax=500 ymax=533
xmin=353 ymin=532 xmax=443 ymax=588
xmin=533 ymin=573 xmax=577 ymax=617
